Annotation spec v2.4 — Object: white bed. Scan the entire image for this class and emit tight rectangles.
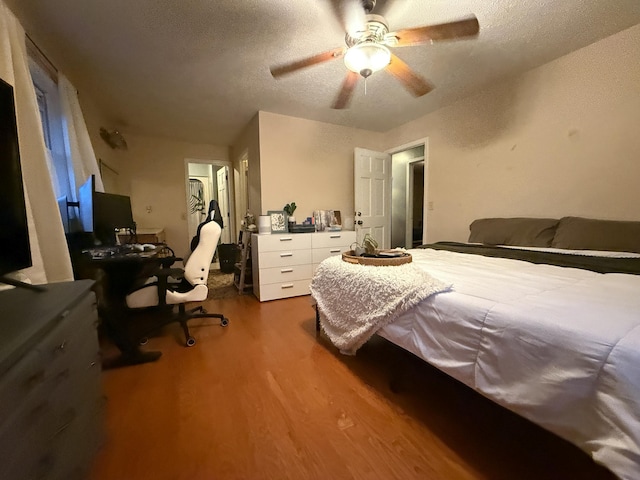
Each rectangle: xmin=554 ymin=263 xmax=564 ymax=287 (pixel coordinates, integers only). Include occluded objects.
xmin=312 ymin=243 xmax=640 ymax=480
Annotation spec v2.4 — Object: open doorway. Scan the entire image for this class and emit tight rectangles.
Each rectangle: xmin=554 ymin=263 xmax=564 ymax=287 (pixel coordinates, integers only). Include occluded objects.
xmin=185 ymin=159 xmax=235 ymax=249
xmin=390 ymin=140 xmax=427 ymax=248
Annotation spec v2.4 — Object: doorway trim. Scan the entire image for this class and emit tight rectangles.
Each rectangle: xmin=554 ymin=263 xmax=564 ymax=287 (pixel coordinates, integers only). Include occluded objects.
xmin=184 ymin=157 xmax=236 ymax=247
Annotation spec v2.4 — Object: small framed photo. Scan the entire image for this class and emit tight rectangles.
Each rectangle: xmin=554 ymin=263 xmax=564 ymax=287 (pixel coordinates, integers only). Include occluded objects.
xmin=268 ymin=210 xmax=288 ymax=233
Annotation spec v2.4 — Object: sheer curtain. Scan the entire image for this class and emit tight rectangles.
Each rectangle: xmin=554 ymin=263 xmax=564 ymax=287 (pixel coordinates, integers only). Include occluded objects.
xmin=58 ymin=73 xmax=104 ymax=196
xmin=0 ymin=2 xmax=73 ymax=284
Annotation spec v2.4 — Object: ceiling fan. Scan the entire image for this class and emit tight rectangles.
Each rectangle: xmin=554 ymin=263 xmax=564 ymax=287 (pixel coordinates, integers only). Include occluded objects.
xmin=269 ymin=0 xmax=479 ymax=109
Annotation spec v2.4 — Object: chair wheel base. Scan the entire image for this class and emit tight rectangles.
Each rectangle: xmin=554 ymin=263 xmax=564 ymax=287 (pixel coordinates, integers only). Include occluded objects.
xmin=186 ymin=336 xmax=196 ymax=347
xmin=221 ymin=317 xmax=229 ymax=327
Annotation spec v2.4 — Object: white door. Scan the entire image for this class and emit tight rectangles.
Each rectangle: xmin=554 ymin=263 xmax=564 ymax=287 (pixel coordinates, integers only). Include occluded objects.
xmin=354 ymin=148 xmax=391 ymax=249
xmin=216 ymin=166 xmax=231 ymax=244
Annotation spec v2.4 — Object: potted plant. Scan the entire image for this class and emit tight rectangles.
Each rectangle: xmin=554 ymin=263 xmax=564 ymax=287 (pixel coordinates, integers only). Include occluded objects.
xmin=351 ymin=233 xmax=378 ymax=256
xmin=283 ymin=202 xmax=297 ymax=227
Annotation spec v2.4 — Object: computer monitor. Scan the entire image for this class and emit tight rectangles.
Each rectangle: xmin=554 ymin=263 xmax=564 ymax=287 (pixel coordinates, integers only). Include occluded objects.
xmin=57 ymin=195 xmax=70 ymax=233
xmin=74 ymin=174 xmax=135 ymax=246
xmin=94 ymin=192 xmax=135 ymax=246
xmin=77 ymin=174 xmax=96 ymax=234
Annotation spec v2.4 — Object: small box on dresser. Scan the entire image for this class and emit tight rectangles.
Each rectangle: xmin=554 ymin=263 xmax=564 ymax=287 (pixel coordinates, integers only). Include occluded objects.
xmin=252 ymin=230 xmax=356 ymax=302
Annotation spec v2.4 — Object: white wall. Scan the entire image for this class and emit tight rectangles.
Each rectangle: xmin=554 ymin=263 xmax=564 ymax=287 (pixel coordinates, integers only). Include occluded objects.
xmin=384 ymin=23 xmax=640 ymax=243
xmin=113 ymin=133 xmax=229 ymax=257
xmin=231 ymin=113 xmax=261 ymax=229
xmin=78 ymin=94 xmax=128 ymax=194
xmin=257 ymin=111 xmax=386 ymax=222
xmin=79 ymin=23 xmax=640 ymax=253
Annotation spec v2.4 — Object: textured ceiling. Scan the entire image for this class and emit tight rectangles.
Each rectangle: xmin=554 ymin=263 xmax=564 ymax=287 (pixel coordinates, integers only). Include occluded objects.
xmin=6 ymin=0 xmax=640 ymax=145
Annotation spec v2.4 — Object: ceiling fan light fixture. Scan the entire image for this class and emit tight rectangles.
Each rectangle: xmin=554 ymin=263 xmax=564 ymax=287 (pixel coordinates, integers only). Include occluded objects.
xmin=344 ymin=42 xmax=391 ymax=78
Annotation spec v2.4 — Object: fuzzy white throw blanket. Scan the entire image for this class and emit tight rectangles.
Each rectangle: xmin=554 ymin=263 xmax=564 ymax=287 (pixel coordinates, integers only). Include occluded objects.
xmin=310 ymin=255 xmax=451 ymax=355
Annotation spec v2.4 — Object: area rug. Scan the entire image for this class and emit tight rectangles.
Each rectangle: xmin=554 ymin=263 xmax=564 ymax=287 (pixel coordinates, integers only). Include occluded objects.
xmin=207 ymin=268 xmax=237 ymax=299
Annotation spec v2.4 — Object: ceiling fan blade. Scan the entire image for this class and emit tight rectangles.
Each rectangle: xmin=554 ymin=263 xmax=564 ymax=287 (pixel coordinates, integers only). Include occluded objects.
xmin=386 ymin=53 xmax=434 ymax=97
xmin=329 ymin=0 xmax=367 ymax=36
xmin=332 ymin=70 xmax=360 ymax=109
xmin=270 ymin=47 xmax=345 ymax=78
xmin=391 ymin=16 xmax=479 ymax=47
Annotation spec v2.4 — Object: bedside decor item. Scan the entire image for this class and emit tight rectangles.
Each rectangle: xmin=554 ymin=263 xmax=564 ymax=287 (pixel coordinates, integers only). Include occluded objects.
xmin=351 ymin=233 xmax=379 ymax=255
xmin=314 ymin=209 xmax=340 ymax=231
xmin=268 ymin=210 xmax=288 ymax=233
xmin=284 ymin=202 xmax=297 ymax=229
xmin=342 ymin=250 xmax=412 ymax=266
xmin=283 ymin=202 xmax=297 ymax=217
xmin=342 ymin=233 xmax=411 ymax=265
xmin=314 ymin=210 xmax=327 ymax=231
xmin=243 ymin=210 xmax=256 ymax=228
xmin=329 ymin=210 xmax=342 ymax=230
xmin=289 ymin=224 xmax=315 ymax=233
xmin=258 ymin=215 xmax=271 ymax=234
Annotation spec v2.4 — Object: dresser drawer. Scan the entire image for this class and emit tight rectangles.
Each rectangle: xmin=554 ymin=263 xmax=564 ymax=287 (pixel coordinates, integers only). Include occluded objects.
xmin=258 ymin=279 xmax=311 ymax=301
xmin=312 ymin=246 xmax=350 ymax=264
xmin=312 ymin=231 xmax=356 ymax=248
xmin=0 ymin=347 xmax=45 ymax=429
xmin=259 ymin=264 xmax=313 ymax=285
xmin=259 ymin=249 xmax=312 ymax=269
xmin=255 ymin=233 xmax=311 ymax=252
xmin=44 ymin=401 xmax=105 ymax=480
xmin=36 ymin=294 xmax=97 ymax=364
xmin=0 ymin=346 xmax=101 ymax=456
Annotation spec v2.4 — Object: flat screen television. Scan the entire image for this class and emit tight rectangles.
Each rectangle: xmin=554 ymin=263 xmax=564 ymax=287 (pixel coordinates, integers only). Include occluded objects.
xmin=0 ymin=77 xmax=33 ymax=285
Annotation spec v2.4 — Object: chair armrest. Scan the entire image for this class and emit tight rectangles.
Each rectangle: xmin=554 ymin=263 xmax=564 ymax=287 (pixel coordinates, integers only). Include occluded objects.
xmin=155 ymin=267 xmax=184 ymax=278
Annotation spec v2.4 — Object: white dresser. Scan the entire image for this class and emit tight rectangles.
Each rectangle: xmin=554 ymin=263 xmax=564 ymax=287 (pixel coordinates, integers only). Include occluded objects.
xmin=252 ymin=231 xmax=356 ymax=301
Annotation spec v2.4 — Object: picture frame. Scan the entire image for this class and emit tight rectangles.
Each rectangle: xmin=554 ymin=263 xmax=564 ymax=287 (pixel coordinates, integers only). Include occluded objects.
xmin=267 ymin=210 xmax=288 ymax=233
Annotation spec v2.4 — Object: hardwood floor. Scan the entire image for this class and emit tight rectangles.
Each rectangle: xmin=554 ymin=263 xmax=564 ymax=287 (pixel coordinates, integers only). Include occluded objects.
xmin=89 ymin=294 xmax=615 ymax=480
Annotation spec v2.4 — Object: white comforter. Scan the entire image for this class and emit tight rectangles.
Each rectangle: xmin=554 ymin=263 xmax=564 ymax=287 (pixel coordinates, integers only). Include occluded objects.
xmin=376 ymin=248 xmax=640 ymax=480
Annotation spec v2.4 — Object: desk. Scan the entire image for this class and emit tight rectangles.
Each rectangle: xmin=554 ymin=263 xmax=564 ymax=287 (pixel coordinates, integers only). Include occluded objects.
xmin=78 ymin=245 xmax=175 ymax=367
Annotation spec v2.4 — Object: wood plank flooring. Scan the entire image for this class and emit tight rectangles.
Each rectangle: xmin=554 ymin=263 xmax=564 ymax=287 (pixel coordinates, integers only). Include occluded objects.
xmin=89 ymin=294 xmax=615 ymax=480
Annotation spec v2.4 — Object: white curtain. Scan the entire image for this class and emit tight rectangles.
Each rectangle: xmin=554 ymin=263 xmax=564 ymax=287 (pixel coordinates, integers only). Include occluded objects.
xmin=58 ymin=73 xmax=104 ymax=195
xmin=0 ymin=2 xmax=74 ymax=284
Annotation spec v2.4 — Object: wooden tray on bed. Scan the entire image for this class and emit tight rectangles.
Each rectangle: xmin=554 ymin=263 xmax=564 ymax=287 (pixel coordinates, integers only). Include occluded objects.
xmin=342 ymin=250 xmax=412 ymax=266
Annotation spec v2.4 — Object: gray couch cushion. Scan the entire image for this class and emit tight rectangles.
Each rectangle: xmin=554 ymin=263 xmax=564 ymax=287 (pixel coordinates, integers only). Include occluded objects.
xmin=469 ymin=217 xmax=559 ymax=247
xmin=552 ymin=216 xmax=640 ymax=253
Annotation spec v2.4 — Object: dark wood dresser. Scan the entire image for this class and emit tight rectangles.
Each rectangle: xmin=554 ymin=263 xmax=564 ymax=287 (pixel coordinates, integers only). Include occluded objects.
xmin=0 ymin=280 xmax=104 ymax=480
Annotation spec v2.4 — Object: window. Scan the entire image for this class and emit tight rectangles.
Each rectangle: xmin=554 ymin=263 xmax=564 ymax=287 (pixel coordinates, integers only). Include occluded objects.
xmin=28 ymin=51 xmax=72 ymax=199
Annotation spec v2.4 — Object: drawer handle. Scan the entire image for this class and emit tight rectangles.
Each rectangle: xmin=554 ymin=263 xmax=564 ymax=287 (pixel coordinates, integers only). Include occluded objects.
xmin=54 ymin=340 xmax=67 ymax=354
xmin=330 ymin=234 xmax=341 ymax=239
xmin=280 ymin=268 xmax=293 ymax=273
xmin=52 ymin=408 xmax=77 ymax=439
xmin=330 ymin=249 xmax=341 ymax=253
xmin=281 ymin=284 xmax=294 ymax=289
xmin=279 ymin=237 xmax=293 ymax=242
xmin=280 ymin=253 xmax=293 ymax=257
